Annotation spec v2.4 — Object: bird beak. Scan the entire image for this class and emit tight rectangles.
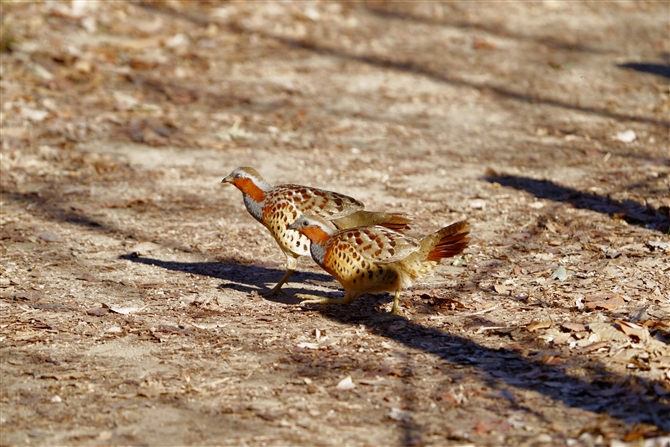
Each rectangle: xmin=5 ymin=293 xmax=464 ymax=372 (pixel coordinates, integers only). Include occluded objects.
xmin=221 ymin=175 xmax=234 ymax=184
xmin=287 ymin=221 xmax=299 ymax=231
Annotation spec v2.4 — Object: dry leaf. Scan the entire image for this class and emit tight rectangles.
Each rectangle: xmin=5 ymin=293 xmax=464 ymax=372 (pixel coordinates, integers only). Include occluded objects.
xmin=588 ymin=322 xmax=629 ymax=343
xmin=436 ymin=392 xmax=460 ymax=405
xmin=432 ymin=297 xmax=465 ymax=310
xmin=561 ymin=322 xmax=587 ymax=332
xmin=551 ymin=266 xmax=568 ymax=281
xmin=584 ymin=294 xmax=625 ymax=310
xmin=76 ymin=273 xmax=98 ymax=282
xmin=527 ymin=320 xmax=552 ymax=332
xmin=86 ymin=307 xmax=109 ymax=316
xmin=110 ymin=307 xmax=142 ymax=315
xmin=576 ymin=341 xmax=609 ymax=354
xmin=388 ymin=407 xmax=413 ymax=422
xmin=493 ymin=284 xmax=509 ymax=295
xmin=297 ymin=342 xmax=319 ymax=349
xmin=615 ymin=320 xmax=650 ymax=342
xmin=38 ymin=232 xmax=59 ymax=242
xmin=552 ymin=333 xmax=572 ymax=345
xmin=541 ymin=355 xmax=562 ymax=365
xmin=475 ymin=420 xmax=499 ymax=434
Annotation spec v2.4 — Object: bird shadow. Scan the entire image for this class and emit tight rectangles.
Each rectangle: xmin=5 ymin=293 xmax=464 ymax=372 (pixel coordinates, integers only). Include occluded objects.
xmin=483 ymin=174 xmax=670 ymax=234
xmin=119 ymin=254 xmax=337 ymax=305
xmin=618 ymin=62 xmax=670 ymax=79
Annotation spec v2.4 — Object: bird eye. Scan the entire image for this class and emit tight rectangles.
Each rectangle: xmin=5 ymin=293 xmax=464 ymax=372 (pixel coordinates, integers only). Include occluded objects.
xmin=234 ymin=173 xmax=242 ymax=179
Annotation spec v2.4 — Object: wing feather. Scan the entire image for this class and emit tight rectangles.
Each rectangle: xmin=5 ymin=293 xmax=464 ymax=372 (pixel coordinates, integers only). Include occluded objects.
xmin=330 ymin=226 xmax=420 ymax=264
xmin=270 ymin=185 xmax=364 ymax=220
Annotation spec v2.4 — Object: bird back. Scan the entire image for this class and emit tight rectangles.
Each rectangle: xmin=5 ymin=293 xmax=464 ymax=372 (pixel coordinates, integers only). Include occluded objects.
xmin=331 ymin=210 xmax=413 ymax=232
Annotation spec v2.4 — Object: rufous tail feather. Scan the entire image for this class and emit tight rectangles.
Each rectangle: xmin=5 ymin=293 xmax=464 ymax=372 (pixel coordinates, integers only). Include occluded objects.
xmin=426 ymin=221 xmax=470 ymax=262
xmin=332 ymin=211 xmax=413 ymax=231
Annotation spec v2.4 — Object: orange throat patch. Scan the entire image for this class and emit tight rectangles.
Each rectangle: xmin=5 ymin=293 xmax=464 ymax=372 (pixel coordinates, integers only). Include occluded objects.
xmin=301 ymin=226 xmax=330 ymax=246
xmin=234 ymin=177 xmax=266 ymax=202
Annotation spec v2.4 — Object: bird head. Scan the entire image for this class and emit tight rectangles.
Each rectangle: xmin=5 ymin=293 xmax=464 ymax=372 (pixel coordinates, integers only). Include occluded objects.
xmin=221 ymin=167 xmax=264 ymax=185
xmin=221 ymin=167 xmax=271 ymax=200
xmin=288 ymin=214 xmax=335 ymax=245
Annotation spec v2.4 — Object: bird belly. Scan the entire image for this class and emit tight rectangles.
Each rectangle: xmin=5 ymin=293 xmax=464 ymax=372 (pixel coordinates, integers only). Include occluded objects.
xmin=324 ymin=247 xmax=402 ymax=295
xmin=357 ymin=265 xmax=402 ymax=294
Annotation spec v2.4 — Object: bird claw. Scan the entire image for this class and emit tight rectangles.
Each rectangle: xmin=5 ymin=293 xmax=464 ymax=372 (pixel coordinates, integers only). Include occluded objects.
xmin=297 ymin=294 xmax=348 ymax=312
xmin=260 ymin=287 xmax=282 ymax=297
xmin=296 ymin=294 xmax=325 ymax=305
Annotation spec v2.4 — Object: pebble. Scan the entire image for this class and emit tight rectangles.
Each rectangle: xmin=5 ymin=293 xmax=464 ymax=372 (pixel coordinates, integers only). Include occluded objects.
xmin=551 ymin=266 xmax=568 ymax=281
xmin=615 ymin=130 xmax=636 ymax=143
xmin=38 ymin=232 xmax=59 ymax=242
xmin=336 ymin=376 xmax=356 ymax=390
xmin=469 ymin=199 xmax=486 ymax=209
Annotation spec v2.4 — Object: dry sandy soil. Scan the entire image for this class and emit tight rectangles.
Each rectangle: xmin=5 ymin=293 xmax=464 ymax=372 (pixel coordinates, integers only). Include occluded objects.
xmin=1 ymin=1 xmax=669 ymax=446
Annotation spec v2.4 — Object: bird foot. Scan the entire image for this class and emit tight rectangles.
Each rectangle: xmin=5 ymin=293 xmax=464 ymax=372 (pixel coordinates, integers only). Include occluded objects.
xmin=296 ymin=294 xmax=349 ymax=311
xmin=390 ymin=304 xmax=403 ymax=316
xmin=369 ymin=308 xmax=404 ymax=323
xmin=260 ymin=287 xmax=282 ymax=297
xmin=260 ymin=269 xmax=295 ymax=297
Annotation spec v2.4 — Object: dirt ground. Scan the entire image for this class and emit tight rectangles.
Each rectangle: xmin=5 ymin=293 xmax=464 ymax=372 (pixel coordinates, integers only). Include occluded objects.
xmin=1 ymin=1 xmax=669 ymax=446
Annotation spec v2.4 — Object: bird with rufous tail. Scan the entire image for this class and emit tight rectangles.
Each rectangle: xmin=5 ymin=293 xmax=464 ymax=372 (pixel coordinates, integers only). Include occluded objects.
xmin=288 ymin=214 xmax=470 ymax=315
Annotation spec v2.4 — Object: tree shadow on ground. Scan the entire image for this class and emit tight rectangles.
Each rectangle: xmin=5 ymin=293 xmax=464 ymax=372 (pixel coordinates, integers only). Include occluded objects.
xmin=483 ymin=174 xmax=670 ymax=234
xmin=10 ymin=182 xmax=668 ymax=437
xmin=363 ymin=4 xmax=609 ymax=54
xmin=228 ymin=26 xmax=669 ymax=130
xmin=618 ymin=63 xmax=670 ymax=79
xmin=136 ymin=1 xmax=669 ymax=129
xmin=120 ymin=252 xmax=670 ymax=434
xmin=313 ymin=306 xmax=670 ymax=434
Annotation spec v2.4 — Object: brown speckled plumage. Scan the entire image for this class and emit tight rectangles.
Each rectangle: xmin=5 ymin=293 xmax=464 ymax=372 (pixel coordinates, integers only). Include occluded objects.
xmin=222 ymin=167 xmax=413 ymax=296
xmin=289 ymin=215 xmax=470 ymax=315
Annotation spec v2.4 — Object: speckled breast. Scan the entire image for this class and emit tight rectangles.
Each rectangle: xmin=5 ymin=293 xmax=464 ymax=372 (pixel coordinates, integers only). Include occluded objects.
xmin=323 ymin=239 xmax=400 ymax=295
xmin=262 ymin=196 xmax=311 ymax=257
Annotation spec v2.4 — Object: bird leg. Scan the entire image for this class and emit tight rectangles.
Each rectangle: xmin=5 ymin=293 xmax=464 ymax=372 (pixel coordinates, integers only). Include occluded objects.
xmin=261 ymin=255 xmax=298 ymax=296
xmin=261 ymin=268 xmax=295 ymax=296
xmin=390 ymin=290 xmax=403 ymax=315
xmin=370 ymin=291 xmax=404 ymax=320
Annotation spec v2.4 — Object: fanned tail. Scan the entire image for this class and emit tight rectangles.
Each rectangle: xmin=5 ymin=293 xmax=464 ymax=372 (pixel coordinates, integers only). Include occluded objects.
xmin=332 ymin=210 xmax=413 ymax=232
xmin=426 ymin=221 xmax=470 ymax=262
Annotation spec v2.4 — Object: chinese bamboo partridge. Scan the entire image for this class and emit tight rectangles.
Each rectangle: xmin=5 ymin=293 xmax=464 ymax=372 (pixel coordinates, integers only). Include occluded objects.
xmin=222 ymin=167 xmax=412 ymax=296
xmin=288 ymin=215 xmax=469 ymax=315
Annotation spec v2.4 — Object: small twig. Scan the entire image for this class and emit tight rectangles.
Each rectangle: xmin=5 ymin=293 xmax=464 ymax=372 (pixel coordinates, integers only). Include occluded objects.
xmin=458 ymin=303 xmax=501 ymax=317
xmin=202 ymin=377 xmax=231 ymax=388
xmin=476 ymin=326 xmax=513 ymax=334
xmin=430 ymin=303 xmax=502 ymax=320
